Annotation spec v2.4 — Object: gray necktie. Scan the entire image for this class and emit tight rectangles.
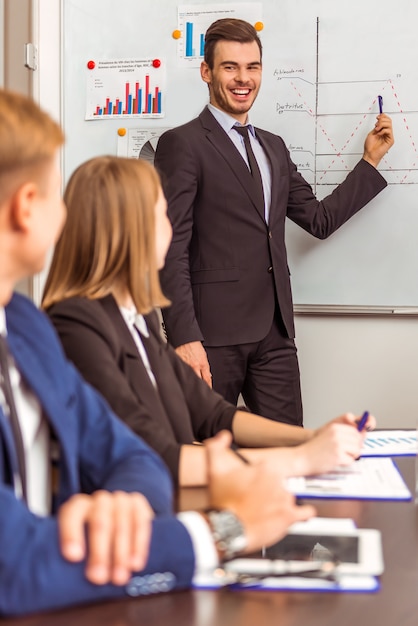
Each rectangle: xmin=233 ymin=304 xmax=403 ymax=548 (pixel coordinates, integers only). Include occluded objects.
xmin=234 ymin=125 xmax=265 ymax=209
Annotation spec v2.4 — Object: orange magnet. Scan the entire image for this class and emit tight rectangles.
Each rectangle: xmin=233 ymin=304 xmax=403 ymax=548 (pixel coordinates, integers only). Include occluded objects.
xmin=117 ymin=128 xmax=127 ymax=137
xmin=254 ymin=21 xmax=264 ymax=32
xmin=172 ymin=29 xmax=182 ymax=39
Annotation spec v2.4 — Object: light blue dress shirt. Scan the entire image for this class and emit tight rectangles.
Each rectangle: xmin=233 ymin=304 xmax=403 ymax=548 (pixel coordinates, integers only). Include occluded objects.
xmin=207 ymin=103 xmax=272 ymax=223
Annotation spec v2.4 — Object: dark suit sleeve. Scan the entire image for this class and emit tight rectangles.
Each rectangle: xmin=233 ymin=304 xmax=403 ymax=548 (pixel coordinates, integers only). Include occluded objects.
xmin=146 ymin=312 xmax=237 ymax=442
xmin=0 ymin=486 xmax=194 ymax=616
xmin=284 ymin=150 xmax=387 ymax=238
xmin=47 ymin=299 xmax=186 ymax=482
xmin=155 ymin=129 xmax=203 ymax=347
xmin=0 ymin=396 xmax=195 ymax=616
xmin=171 ymin=352 xmax=237 ymax=442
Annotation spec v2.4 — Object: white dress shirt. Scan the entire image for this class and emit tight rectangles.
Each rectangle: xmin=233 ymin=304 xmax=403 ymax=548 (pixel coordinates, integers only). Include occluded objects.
xmin=0 ymin=308 xmax=50 ymax=516
xmin=118 ymin=306 xmax=219 ymax=574
xmin=119 ymin=307 xmax=157 ymax=388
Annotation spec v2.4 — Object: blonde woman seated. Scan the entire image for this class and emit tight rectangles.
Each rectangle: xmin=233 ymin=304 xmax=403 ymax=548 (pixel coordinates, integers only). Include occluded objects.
xmin=43 ymin=156 xmax=372 ymax=486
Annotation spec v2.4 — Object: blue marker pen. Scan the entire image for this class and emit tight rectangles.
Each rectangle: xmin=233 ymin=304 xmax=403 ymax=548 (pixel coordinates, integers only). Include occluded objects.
xmin=357 ymin=411 xmax=369 ymax=432
xmin=378 ymin=95 xmax=383 ymax=114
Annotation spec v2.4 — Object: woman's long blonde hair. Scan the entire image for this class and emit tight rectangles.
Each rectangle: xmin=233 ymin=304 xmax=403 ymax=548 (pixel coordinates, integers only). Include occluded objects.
xmin=42 ymin=156 xmax=170 ymax=313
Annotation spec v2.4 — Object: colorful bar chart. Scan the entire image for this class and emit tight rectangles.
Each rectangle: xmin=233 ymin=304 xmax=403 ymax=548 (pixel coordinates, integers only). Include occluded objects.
xmin=92 ymin=77 xmax=161 ymax=117
xmin=184 ymin=21 xmax=206 ymax=58
xmin=86 ymin=58 xmax=165 ymax=120
xmin=178 ymin=4 xmax=262 ymax=67
xmin=185 ymin=22 xmax=194 ymax=57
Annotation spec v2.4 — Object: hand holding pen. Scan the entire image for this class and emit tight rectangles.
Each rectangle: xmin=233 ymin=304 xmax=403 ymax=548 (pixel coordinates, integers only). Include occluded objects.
xmin=362 ymin=94 xmax=394 ymax=168
xmin=357 ymin=410 xmax=370 ymax=432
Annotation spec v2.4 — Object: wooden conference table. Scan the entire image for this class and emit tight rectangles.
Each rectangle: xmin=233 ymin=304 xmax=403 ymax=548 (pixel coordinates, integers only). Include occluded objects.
xmin=3 ymin=457 xmax=418 ymax=626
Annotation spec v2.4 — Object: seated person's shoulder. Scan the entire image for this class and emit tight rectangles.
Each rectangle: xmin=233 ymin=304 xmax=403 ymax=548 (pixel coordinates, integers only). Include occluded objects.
xmin=6 ymin=293 xmax=76 ymax=385
xmin=47 ymin=295 xmax=107 ymax=328
xmin=7 ymin=292 xmax=56 ymax=341
xmin=47 ymin=295 xmax=126 ymax=358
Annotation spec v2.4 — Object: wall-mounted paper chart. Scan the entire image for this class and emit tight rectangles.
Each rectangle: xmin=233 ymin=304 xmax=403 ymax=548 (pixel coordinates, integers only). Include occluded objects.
xmin=85 ymin=58 xmax=166 ymax=120
xmin=177 ymin=3 xmax=262 ymax=67
xmin=117 ymin=128 xmax=171 ymax=160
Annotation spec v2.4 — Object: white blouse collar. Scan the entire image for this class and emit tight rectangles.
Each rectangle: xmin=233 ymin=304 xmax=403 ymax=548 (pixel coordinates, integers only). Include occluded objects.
xmin=119 ymin=306 xmax=149 ymax=338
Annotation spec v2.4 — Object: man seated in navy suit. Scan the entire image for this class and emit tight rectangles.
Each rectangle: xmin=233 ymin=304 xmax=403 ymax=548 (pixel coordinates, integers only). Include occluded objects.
xmin=0 ymin=89 xmax=315 ymax=616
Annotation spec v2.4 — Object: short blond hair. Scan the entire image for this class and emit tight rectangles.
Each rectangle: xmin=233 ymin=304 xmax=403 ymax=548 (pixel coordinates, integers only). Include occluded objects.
xmin=42 ymin=156 xmax=170 ymax=314
xmin=0 ymin=89 xmax=64 ymax=204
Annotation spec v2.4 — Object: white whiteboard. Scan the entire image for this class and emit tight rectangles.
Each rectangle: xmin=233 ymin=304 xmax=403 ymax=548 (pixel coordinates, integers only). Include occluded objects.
xmin=62 ymin=0 xmax=418 ymax=308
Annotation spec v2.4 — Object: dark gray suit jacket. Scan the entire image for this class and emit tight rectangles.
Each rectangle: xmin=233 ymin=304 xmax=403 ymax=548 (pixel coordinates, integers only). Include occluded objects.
xmin=47 ymin=295 xmax=236 ymax=483
xmin=155 ymin=106 xmax=387 ymax=348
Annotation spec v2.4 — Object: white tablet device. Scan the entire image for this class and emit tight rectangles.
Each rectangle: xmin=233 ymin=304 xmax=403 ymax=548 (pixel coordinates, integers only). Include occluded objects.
xmin=223 ymin=527 xmax=384 ymax=577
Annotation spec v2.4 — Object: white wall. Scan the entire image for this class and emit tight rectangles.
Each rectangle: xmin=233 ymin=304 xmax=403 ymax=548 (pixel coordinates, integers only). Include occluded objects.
xmin=31 ymin=0 xmax=61 ymax=122
xmin=3 ymin=0 xmax=33 ymax=297
xmin=296 ymin=314 xmax=418 ymax=429
xmin=31 ymin=0 xmax=62 ymax=303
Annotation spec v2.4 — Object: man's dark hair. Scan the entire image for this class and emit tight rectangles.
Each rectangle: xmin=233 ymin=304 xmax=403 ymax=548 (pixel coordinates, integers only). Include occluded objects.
xmin=204 ymin=18 xmax=263 ymax=69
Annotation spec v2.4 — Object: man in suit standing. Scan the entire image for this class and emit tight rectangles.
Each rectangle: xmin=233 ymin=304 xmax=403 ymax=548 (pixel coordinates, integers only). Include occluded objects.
xmin=155 ymin=18 xmax=394 ymax=426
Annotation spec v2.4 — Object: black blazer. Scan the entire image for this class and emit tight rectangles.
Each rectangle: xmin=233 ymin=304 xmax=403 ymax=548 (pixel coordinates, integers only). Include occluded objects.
xmin=155 ymin=106 xmax=387 ymax=347
xmin=47 ymin=295 xmax=236 ymax=483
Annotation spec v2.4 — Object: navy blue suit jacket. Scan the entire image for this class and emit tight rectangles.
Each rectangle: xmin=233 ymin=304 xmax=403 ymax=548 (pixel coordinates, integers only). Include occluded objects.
xmin=0 ymin=293 xmax=195 ymax=616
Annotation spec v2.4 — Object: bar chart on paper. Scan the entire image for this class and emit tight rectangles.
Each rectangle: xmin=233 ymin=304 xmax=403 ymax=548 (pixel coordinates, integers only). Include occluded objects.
xmin=361 ymin=431 xmax=417 ymax=457
xmin=177 ymin=3 xmax=262 ymax=67
xmin=85 ymin=59 xmax=165 ymax=119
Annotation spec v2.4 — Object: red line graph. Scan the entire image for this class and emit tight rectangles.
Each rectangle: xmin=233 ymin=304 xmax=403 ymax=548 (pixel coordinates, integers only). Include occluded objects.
xmin=284 ymin=76 xmax=418 ymax=187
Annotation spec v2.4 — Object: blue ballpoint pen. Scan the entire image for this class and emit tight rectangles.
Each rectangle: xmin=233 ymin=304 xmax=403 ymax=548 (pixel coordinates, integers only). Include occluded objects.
xmin=378 ymin=95 xmax=383 ymax=114
xmin=357 ymin=411 xmax=369 ymax=432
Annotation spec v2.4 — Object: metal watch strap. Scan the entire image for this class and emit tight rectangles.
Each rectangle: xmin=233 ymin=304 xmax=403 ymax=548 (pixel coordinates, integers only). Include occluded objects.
xmin=206 ymin=509 xmax=248 ymax=561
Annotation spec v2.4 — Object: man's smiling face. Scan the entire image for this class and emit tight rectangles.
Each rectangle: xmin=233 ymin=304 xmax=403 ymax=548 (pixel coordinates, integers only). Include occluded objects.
xmin=200 ymin=40 xmax=262 ymax=124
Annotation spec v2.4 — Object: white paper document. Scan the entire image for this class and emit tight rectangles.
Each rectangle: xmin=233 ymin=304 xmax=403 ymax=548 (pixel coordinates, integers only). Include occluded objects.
xmin=361 ymin=430 xmax=417 ymax=456
xmin=286 ymin=458 xmax=411 ymax=500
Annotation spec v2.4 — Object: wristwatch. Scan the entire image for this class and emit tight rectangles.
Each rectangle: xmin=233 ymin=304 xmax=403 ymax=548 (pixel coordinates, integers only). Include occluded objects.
xmin=206 ymin=509 xmax=248 ymax=561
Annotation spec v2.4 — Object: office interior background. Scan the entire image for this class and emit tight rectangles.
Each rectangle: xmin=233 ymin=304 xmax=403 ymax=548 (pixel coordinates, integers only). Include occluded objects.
xmin=1 ymin=0 xmax=417 ymax=429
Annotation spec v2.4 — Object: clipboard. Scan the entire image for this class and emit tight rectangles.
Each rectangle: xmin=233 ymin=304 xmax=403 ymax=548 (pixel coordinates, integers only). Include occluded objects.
xmin=193 ymin=572 xmax=380 ymax=593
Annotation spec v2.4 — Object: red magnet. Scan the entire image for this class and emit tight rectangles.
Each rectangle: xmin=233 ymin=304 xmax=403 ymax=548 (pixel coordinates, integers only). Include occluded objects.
xmin=152 ymin=58 xmax=161 ymax=68
xmin=87 ymin=60 xmax=95 ymax=70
